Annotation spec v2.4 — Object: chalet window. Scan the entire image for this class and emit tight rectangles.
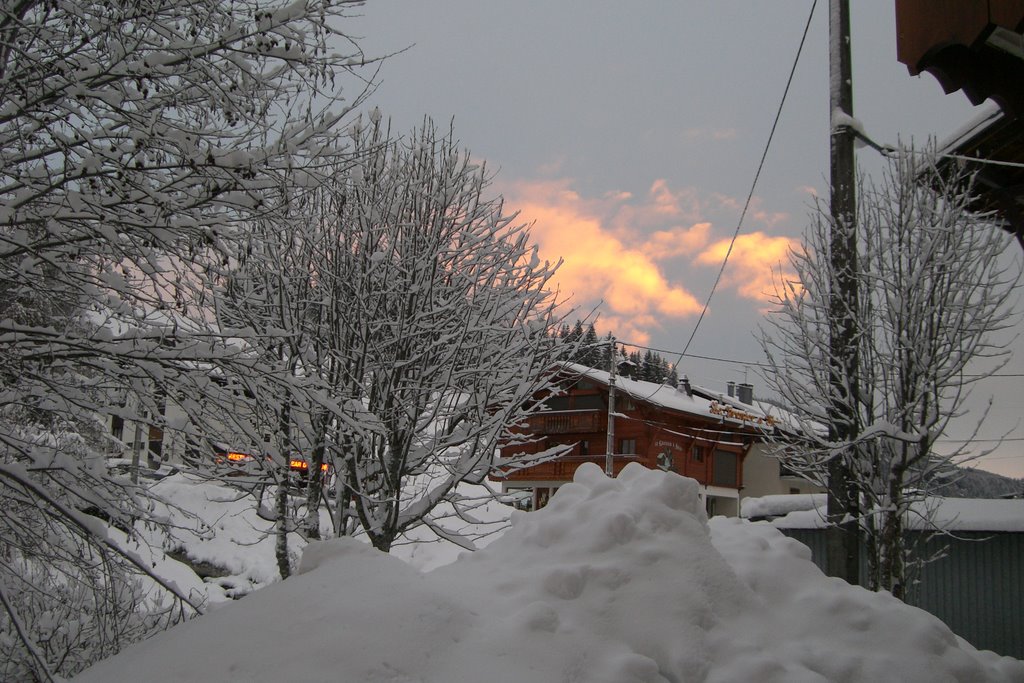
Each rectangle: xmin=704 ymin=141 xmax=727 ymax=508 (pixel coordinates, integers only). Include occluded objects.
xmin=544 ymin=396 xmax=571 ymax=411
xmin=619 ymin=438 xmax=637 ymax=455
xmin=579 ymin=440 xmax=589 ymax=455
xmin=712 ymin=449 xmax=738 ymax=488
xmin=691 ymin=445 xmax=704 ymax=462
xmin=618 ymin=396 xmax=635 ymax=411
xmin=574 ymin=394 xmax=603 ymax=410
xmin=111 ymin=415 xmax=124 ymax=441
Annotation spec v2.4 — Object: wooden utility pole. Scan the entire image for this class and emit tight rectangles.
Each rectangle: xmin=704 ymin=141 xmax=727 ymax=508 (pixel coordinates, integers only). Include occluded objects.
xmin=827 ymin=0 xmax=861 ymax=585
xmin=605 ymin=336 xmax=617 ymax=477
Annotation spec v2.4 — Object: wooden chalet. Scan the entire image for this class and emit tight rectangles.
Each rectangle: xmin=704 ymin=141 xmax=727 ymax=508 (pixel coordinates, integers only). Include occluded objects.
xmin=495 ymin=365 xmax=778 ymax=516
xmin=895 ymin=0 xmax=1024 ymax=246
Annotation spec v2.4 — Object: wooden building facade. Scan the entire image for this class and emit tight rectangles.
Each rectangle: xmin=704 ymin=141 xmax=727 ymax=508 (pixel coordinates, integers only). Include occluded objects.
xmin=495 ymin=367 xmax=776 ymax=516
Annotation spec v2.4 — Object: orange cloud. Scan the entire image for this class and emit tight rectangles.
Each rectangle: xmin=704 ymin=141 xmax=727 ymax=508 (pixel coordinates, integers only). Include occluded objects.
xmin=695 ymin=232 xmax=797 ymax=302
xmin=501 ymin=177 xmax=799 ymax=340
xmin=504 ymin=179 xmax=704 ymax=339
xmin=641 ymin=223 xmax=712 ymax=261
xmin=710 ymin=193 xmax=791 ymax=230
xmin=593 ymin=314 xmax=654 ymax=347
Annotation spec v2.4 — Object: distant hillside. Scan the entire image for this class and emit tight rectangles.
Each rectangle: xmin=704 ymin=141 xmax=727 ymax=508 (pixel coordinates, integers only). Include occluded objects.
xmin=933 ymin=467 xmax=1024 ymax=499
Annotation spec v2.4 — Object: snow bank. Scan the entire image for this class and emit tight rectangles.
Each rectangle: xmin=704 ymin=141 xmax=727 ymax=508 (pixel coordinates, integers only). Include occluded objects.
xmin=75 ymin=464 xmax=1023 ymax=682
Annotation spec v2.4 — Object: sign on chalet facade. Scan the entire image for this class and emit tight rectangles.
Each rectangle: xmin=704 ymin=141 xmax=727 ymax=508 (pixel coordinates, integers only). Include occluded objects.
xmin=495 ymin=365 xmax=776 ymax=516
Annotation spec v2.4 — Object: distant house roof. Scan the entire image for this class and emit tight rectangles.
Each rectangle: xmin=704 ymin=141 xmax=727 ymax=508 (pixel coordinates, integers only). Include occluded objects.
xmin=559 ymin=363 xmax=780 ymax=432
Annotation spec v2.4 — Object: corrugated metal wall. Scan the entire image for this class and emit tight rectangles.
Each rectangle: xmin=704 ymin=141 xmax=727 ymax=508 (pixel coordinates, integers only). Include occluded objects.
xmin=780 ymin=529 xmax=1023 ymax=659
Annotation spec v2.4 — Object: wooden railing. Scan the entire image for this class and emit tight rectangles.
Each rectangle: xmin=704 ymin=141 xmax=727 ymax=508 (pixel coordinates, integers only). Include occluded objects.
xmin=498 ymin=454 xmax=642 ymax=482
xmin=527 ymin=410 xmax=601 ymax=434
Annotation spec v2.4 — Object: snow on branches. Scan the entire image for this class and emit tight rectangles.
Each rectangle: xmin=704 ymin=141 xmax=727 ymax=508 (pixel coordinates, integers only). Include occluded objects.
xmin=0 ymin=1 xmax=372 ymax=678
xmin=760 ymin=145 xmax=1020 ymax=598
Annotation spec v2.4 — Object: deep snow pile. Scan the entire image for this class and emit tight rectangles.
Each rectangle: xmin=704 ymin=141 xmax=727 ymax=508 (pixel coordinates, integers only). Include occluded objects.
xmin=76 ymin=463 xmax=1023 ymax=683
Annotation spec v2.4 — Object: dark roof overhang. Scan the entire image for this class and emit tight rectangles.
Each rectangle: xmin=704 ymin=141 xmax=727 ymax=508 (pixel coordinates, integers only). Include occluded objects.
xmin=896 ymin=0 xmax=1024 ymax=114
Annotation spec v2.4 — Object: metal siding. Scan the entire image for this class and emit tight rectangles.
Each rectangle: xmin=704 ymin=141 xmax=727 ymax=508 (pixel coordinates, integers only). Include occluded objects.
xmin=778 ymin=529 xmax=1023 ymax=659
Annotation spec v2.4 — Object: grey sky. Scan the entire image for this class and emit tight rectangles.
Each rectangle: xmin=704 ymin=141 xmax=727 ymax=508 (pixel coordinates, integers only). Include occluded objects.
xmin=350 ymin=2 xmax=1023 ymax=478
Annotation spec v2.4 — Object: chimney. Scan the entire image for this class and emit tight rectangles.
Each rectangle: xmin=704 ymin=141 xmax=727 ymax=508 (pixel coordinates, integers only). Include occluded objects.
xmin=679 ymin=374 xmax=692 ymax=397
xmin=737 ymin=382 xmax=754 ymax=405
xmin=726 ymin=381 xmax=736 ymax=397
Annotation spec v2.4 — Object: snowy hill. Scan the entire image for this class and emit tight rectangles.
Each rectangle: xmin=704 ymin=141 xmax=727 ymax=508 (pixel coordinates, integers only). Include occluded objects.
xmin=934 ymin=467 xmax=1024 ymax=499
xmin=74 ymin=463 xmax=1022 ymax=683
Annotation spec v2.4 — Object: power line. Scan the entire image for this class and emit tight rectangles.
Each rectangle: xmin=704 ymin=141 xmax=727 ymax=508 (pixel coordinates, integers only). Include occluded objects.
xmin=936 ymin=437 xmax=1024 ymax=443
xmin=675 ymin=0 xmax=818 ymax=367
xmin=852 ymin=124 xmax=1024 ymax=170
xmin=615 ymin=338 xmax=1023 ymax=379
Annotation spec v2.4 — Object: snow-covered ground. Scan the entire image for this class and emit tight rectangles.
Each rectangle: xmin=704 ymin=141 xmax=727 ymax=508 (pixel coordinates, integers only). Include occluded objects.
xmin=76 ymin=463 xmax=1022 ymax=682
xmin=141 ymin=470 xmax=516 ymax=603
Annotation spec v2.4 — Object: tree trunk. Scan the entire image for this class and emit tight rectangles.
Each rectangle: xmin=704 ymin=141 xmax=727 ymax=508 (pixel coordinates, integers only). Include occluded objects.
xmin=275 ymin=481 xmax=291 ymax=580
xmin=303 ymin=414 xmax=327 ymax=540
xmin=879 ymin=476 xmax=906 ymax=600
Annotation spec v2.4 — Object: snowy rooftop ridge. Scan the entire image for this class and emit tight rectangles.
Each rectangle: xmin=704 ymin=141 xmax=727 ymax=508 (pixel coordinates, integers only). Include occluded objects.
xmin=742 ymin=493 xmax=1024 ymax=532
xmin=558 ymin=362 xmax=778 ymax=430
xmin=937 ymin=102 xmax=1004 ymax=156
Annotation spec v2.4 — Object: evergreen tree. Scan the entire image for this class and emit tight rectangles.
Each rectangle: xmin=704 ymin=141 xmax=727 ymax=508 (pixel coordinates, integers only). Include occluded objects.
xmin=640 ymin=350 xmax=656 ymax=381
xmin=580 ymin=324 xmax=600 ymax=367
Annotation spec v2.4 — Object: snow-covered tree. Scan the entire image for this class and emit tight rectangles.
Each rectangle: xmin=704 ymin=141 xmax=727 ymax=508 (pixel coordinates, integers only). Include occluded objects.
xmin=760 ymin=148 xmax=1019 ymax=599
xmin=0 ymin=0 xmax=371 ymax=676
xmin=230 ymin=116 xmax=570 ymax=553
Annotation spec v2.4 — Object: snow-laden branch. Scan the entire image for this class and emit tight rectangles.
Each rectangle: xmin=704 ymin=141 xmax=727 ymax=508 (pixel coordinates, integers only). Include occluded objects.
xmin=759 ymin=143 xmax=1021 ymax=597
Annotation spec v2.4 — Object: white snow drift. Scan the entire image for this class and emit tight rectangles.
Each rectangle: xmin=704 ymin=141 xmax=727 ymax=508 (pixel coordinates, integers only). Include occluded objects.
xmin=75 ymin=464 xmax=1022 ymax=683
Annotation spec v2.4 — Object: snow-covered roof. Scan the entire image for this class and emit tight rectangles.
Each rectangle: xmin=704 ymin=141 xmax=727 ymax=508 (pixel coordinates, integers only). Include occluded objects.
xmin=743 ymin=493 xmax=1024 ymax=532
xmin=741 ymin=493 xmax=826 ymax=521
xmin=937 ymin=102 xmax=1004 ymax=156
xmin=558 ymin=363 xmax=777 ymax=432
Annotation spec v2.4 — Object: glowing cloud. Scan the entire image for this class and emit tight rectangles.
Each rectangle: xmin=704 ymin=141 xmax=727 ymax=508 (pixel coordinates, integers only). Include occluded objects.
xmin=695 ymin=232 xmax=797 ymax=302
xmin=504 ymin=179 xmax=705 ymax=337
xmin=501 ymin=177 xmax=798 ymax=341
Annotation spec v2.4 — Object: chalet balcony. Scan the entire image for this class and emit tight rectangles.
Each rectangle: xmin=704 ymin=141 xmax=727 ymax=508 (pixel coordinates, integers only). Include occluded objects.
xmin=527 ymin=410 xmax=602 ymax=434
xmin=498 ymin=454 xmax=642 ymax=482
